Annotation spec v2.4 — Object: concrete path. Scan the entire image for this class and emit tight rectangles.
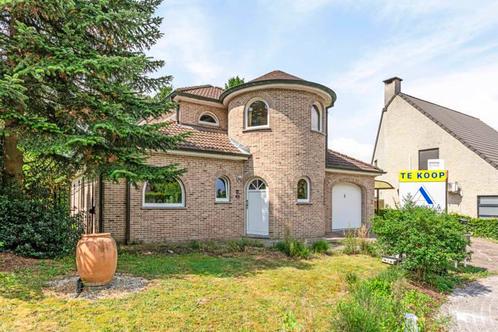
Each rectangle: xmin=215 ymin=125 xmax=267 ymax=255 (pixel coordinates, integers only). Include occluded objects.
xmin=441 ymin=238 xmax=498 ymax=332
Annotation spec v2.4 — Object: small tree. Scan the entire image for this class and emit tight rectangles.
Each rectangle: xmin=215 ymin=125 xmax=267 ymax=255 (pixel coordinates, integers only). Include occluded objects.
xmin=372 ymin=206 xmax=468 ymax=280
xmin=224 ymin=76 xmax=245 ymax=90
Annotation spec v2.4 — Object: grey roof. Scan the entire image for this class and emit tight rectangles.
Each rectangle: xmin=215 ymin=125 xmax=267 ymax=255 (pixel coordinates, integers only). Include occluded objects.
xmin=399 ymin=93 xmax=498 ymax=169
xmin=326 ymin=149 xmax=383 ymax=173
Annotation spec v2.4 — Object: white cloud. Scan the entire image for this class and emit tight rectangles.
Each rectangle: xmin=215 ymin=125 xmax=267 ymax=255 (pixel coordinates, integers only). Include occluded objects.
xmin=329 ymin=137 xmax=373 ymax=162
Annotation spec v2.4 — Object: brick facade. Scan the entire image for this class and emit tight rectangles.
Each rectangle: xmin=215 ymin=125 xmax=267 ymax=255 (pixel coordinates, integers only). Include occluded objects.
xmin=97 ymin=72 xmax=379 ymax=243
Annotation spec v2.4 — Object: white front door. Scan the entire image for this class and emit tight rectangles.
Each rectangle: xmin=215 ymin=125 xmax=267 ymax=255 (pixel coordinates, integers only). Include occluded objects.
xmin=246 ymin=179 xmax=269 ymax=236
xmin=332 ymin=183 xmax=362 ymax=230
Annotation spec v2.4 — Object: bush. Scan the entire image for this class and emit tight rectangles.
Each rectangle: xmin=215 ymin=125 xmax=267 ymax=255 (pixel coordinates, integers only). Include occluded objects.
xmin=372 ymin=206 xmax=468 ymax=280
xmin=465 ymin=217 xmax=498 ymax=240
xmin=311 ymin=239 xmax=330 ymax=253
xmin=275 ymin=237 xmax=311 ymax=259
xmin=333 ymin=268 xmax=435 ymax=332
xmin=0 ymin=194 xmax=83 ymax=258
xmin=342 ymin=230 xmax=359 ymax=255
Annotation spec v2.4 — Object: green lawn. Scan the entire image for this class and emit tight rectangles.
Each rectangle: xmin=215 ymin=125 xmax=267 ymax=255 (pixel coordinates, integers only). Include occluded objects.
xmin=0 ymin=249 xmax=385 ymax=331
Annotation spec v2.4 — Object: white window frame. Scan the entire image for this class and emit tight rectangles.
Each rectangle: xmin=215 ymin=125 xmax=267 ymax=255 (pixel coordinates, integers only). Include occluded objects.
xmin=311 ymin=103 xmax=322 ymax=133
xmin=215 ymin=176 xmax=230 ymax=203
xmin=142 ymin=179 xmax=185 ymax=208
xmin=297 ymin=177 xmax=311 ymax=203
xmin=198 ymin=112 xmax=220 ymax=126
xmin=245 ymin=98 xmax=270 ymax=130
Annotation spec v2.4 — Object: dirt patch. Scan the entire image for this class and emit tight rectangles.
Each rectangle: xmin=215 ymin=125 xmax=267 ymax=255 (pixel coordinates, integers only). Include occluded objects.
xmin=0 ymin=252 xmax=40 ymax=272
xmin=44 ymin=273 xmax=149 ymax=300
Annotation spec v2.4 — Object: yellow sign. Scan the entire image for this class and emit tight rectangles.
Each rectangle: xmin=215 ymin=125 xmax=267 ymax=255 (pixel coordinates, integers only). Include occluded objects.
xmin=399 ymin=170 xmax=447 ymax=182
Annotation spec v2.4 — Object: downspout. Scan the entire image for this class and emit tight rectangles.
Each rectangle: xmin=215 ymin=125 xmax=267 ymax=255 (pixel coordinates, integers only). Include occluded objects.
xmin=125 ymin=180 xmax=131 ymax=245
xmin=98 ymin=174 xmax=104 ymax=233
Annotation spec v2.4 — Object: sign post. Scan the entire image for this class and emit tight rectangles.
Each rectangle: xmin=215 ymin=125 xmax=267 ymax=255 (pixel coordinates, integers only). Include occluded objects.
xmin=399 ymin=170 xmax=448 ymax=211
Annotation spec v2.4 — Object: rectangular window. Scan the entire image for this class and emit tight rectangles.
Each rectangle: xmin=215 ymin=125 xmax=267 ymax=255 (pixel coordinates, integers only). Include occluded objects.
xmin=418 ymin=148 xmax=439 ymax=170
xmin=478 ymin=196 xmax=498 ymax=218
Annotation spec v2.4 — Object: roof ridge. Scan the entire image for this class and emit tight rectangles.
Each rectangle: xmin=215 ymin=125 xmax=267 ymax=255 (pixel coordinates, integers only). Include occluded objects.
xmin=327 ymin=149 xmax=380 ymax=169
xmin=176 ymin=84 xmax=216 ymax=91
xmin=400 ymin=93 xmax=480 ymax=120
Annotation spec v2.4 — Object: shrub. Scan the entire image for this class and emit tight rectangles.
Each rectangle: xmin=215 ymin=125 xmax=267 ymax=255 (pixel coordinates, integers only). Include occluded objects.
xmin=275 ymin=237 xmax=311 ymax=259
xmin=372 ymin=206 xmax=468 ymax=280
xmin=342 ymin=230 xmax=359 ymax=255
xmin=311 ymin=239 xmax=330 ymax=253
xmin=333 ymin=268 xmax=406 ymax=332
xmin=465 ymin=217 xmax=498 ymax=240
xmin=0 ymin=194 xmax=83 ymax=258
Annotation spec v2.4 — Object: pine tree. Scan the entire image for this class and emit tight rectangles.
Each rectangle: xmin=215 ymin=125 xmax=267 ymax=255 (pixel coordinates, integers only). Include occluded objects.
xmin=0 ymin=0 xmax=185 ymax=186
xmin=224 ymin=76 xmax=245 ymax=90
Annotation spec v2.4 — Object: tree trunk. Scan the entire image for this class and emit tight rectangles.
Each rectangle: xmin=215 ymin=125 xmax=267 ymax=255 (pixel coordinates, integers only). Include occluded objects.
xmin=2 ymin=120 xmax=24 ymax=184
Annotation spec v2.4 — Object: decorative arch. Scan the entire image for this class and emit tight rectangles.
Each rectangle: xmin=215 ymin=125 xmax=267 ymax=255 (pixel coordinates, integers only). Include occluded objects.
xmin=244 ymin=98 xmax=270 ymax=129
xmin=198 ymin=111 xmax=220 ymax=126
xmin=142 ymin=178 xmax=185 ymax=208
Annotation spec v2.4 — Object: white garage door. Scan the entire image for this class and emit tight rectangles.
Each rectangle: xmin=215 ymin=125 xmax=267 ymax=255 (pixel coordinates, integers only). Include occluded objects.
xmin=332 ymin=183 xmax=362 ymax=230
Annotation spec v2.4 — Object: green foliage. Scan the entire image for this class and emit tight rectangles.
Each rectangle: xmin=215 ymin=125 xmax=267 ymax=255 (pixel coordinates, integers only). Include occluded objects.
xmin=281 ymin=310 xmax=301 ymax=332
xmin=0 ymin=193 xmax=83 ymax=258
xmin=461 ymin=216 xmax=498 ymax=240
xmin=275 ymin=238 xmax=311 ymax=259
xmin=224 ymin=76 xmax=245 ymax=89
xmin=342 ymin=231 xmax=359 ymax=255
xmin=373 ymin=207 xmax=469 ymax=280
xmin=311 ymin=239 xmax=330 ymax=253
xmin=0 ymin=0 xmax=185 ymax=184
xmin=333 ymin=268 xmax=437 ymax=332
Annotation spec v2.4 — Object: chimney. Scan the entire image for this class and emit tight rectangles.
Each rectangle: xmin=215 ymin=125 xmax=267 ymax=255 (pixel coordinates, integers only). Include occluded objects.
xmin=383 ymin=77 xmax=402 ymax=105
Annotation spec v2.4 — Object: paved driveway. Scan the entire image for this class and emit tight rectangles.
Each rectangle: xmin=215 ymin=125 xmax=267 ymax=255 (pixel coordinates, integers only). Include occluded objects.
xmin=441 ymin=238 xmax=498 ymax=332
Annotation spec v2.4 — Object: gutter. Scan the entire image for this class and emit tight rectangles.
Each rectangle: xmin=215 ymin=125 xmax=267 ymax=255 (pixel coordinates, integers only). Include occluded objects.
xmin=125 ymin=180 xmax=131 ymax=245
xmin=325 ymin=168 xmax=385 ymax=176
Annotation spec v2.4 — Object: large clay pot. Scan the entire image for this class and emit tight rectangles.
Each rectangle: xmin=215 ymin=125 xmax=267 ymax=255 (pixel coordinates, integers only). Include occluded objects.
xmin=76 ymin=233 xmax=117 ymax=286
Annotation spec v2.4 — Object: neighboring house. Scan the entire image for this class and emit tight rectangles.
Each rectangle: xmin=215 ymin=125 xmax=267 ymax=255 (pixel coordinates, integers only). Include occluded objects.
xmin=73 ymin=70 xmax=382 ymax=243
xmin=372 ymin=77 xmax=498 ymax=217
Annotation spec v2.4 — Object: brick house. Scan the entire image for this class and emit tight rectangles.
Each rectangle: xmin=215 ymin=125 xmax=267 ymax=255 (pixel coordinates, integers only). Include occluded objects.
xmin=373 ymin=77 xmax=498 ymax=217
xmin=73 ymin=70 xmax=382 ymax=243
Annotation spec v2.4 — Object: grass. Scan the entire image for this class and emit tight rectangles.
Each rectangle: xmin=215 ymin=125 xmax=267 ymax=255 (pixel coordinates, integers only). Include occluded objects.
xmin=0 ymin=248 xmax=386 ymax=331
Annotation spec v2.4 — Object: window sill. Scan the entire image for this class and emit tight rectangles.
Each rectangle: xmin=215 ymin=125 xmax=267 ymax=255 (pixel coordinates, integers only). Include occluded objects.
xmin=142 ymin=206 xmax=187 ymax=210
xmin=296 ymin=201 xmax=312 ymax=205
xmin=215 ymin=200 xmax=231 ymax=204
xmin=243 ymin=127 xmax=271 ymax=133
xmin=311 ymin=130 xmax=325 ymax=135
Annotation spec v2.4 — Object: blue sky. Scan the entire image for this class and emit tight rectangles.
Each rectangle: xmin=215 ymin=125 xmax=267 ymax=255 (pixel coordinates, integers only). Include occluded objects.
xmin=149 ymin=0 xmax=498 ymax=161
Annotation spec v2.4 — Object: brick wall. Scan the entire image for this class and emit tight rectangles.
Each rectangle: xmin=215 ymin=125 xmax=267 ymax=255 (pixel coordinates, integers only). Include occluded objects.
xmin=228 ymin=89 xmax=328 ymax=239
xmin=102 ymin=153 xmax=246 ymax=243
xmin=179 ymin=101 xmax=228 ymax=130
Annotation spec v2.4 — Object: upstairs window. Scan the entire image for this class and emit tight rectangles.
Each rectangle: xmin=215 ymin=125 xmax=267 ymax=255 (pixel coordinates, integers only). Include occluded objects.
xmin=199 ymin=112 xmax=219 ymax=126
xmin=246 ymin=100 xmax=269 ymax=128
xmin=418 ymin=148 xmax=439 ymax=170
xmin=478 ymin=196 xmax=498 ymax=218
xmin=215 ymin=177 xmax=230 ymax=202
xmin=297 ymin=178 xmax=310 ymax=203
xmin=143 ymin=179 xmax=185 ymax=208
xmin=311 ymin=104 xmax=322 ymax=132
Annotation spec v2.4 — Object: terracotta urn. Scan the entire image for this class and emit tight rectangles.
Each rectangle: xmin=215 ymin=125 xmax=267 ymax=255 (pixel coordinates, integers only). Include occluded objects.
xmin=76 ymin=233 xmax=117 ymax=286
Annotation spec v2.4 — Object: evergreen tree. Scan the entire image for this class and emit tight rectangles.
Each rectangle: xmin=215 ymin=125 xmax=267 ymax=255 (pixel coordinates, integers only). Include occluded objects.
xmin=224 ymin=76 xmax=245 ymax=90
xmin=0 ymin=0 xmax=185 ymax=186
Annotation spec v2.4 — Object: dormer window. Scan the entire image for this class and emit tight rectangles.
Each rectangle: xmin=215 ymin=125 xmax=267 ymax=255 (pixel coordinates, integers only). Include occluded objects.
xmin=199 ymin=112 xmax=219 ymax=126
xmin=246 ymin=99 xmax=269 ymax=129
xmin=311 ymin=104 xmax=322 ymax=132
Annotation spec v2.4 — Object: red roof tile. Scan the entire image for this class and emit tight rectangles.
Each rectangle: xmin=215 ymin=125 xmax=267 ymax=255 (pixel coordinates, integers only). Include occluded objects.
xmin=249 ymin=70 xmax=304 ymax=82
xmin=175 ymin=85 xmax=224 ymax=100
xmin=326 ymin=149 xmax=382 ymax=173
xmin=161 ymin=122 xmax=249 ymax=156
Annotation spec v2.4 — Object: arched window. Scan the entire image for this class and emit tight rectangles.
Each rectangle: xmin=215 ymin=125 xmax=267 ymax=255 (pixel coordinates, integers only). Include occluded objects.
xmin=199 ymin=112 xmax=219 ymax=126
xmin=246 ymin=100 xmax=269 ymax=128
xmin=143 ymin=178 xmax=185 ymax=208
xmin=311 ymin=104 xmax=322 ymax=132
xmin=297 ymin=178 xmax=310 ymax=203
xmin=248 ymin=178 xmax=267 ymax=190
xmin=215 ymin=177 xmax=230 ymax=202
